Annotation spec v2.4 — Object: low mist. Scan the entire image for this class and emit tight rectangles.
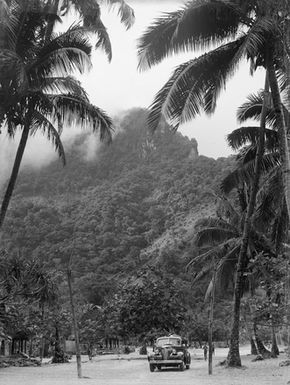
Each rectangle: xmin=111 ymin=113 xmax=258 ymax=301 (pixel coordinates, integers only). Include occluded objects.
xmin=0 ymin=125 xmax=106 ymax=192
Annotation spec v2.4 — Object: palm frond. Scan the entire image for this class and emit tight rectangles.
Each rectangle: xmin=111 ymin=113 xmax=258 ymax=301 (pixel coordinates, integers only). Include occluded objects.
xmin=241 ymin=17 xmax=275 ymax=68
xmin=220 ymin=152 xmax=280 ymax=194
xmin=254 ymin=167 xmax=284 ymax=227
xmin=148 ymin=37 xmax=246 ymax=131
xmin=237 ymin=91 xmax=289 ymax=129
xmin=73 ymin=1 xmax=112 ymax=61
xmin=195 ymin=226 xmax=238 ymax=248
xmin=0 ymin=0 xmax=18 ymax=49
xmin=0 ymin=49 xmax=28 ymax=91
xmin=190 ymin=240 xmax=240 ymax=299
xmin=105 ymin=0 xmax=135 ymax=30
xmin=191 ymin=264 xmax=212 ymax=286
xmin=41 ymin=76 xmax=89 ymax=99
xmin=195 ymin=216 xmax=236 ymax=231
xmin=187 ymin=248 xmax=219 ymax=269
xmin=93 ymin=18 xmax=112 ymax=61
xmin=237 ymin=91 xmax=266 ymax=122
xmin=14 ymin=5 xmax=53 ymax=60
xmin=137 ymin=0 xmax=243 ymax=71
xmin=29 ymin=24 xmax=92 ymax=77
xmin=227 ymin=126 xmax=279 ymax=151
xmin=271 ymin=202 xmax=288 ymax=251
xmin=49 ymin=93 xmax=113 ymax=142
xmin=30 ymin=111 xmax=66 ymax=165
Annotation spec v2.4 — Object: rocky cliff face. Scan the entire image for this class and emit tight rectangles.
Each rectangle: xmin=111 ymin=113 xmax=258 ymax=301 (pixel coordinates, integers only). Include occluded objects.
xmin=188 ymin=138 xmax=199 ymax=159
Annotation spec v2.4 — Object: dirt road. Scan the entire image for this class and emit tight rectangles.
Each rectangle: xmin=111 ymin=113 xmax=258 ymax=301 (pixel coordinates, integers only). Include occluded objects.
xmin=0 ymin=349 xmax=289 ymax=385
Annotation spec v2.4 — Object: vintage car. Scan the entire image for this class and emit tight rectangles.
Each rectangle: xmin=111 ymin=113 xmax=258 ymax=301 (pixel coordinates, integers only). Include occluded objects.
xmin=148 ymin=334 xmax=191 ymax=372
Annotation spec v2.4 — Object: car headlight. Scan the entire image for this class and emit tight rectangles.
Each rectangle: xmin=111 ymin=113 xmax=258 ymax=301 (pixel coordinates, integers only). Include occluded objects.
xmin=177 ymin=351 xmax=184 ymax=357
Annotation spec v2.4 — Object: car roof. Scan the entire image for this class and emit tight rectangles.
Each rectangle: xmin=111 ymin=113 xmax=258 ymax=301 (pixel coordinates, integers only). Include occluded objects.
xmin=157 ymin=335 xmax=182 ymax=340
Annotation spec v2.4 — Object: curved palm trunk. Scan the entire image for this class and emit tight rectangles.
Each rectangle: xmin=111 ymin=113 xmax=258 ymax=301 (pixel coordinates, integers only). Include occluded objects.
xmin=0 ymin=122 xmax=30 ymax=229
xmin=227 ymin=71 xmax=270 ymax=367
xmin=253 ymin=321 xmax=271 ymax=357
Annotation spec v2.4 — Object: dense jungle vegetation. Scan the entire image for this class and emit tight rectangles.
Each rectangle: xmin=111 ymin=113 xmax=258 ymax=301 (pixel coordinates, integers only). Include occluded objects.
xmin=1 ymin=108 xmax=235 ymax=347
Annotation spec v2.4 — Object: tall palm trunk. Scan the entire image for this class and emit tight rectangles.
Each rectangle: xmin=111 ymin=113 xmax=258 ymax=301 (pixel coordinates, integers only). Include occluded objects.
xmin=40 ymin=303 xmax=45 ymax=362
xmin=267 ymin=59 xmax=290 ymax=220
xmin=0 ymin=121 xmax=30 ymax=229
xmin=271 ymin=320 xmax=279 ymax=357
xmin=227 ymin=70 xmax=270 ymax=367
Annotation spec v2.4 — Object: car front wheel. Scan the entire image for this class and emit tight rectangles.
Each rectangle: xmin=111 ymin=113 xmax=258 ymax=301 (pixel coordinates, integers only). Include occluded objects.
xmin=149 ymin=364 xmax=155 ymax=372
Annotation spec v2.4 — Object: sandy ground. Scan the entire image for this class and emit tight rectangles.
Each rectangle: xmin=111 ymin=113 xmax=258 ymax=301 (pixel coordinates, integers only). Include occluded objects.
xmin=0 ymin=347 xmax=289 ymax=385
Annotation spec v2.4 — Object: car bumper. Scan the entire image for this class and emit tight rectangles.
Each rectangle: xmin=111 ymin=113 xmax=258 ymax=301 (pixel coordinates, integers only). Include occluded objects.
xmin=149 ymin=360 xmax=183 ymax=365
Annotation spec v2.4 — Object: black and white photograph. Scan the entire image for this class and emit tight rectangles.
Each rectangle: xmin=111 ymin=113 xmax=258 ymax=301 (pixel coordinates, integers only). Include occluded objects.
xmin=0 ymin=0 xmax=290 ymax=384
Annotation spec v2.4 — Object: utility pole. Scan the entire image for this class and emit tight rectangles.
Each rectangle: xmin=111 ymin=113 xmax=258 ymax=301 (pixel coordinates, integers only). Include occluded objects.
xmin=66 ymin=183 xmax=82 ymax=378
xmin=67 ymin=266 xmax=82 ymax=378
xmin=208 ymin=256 xmax=217 ymax=375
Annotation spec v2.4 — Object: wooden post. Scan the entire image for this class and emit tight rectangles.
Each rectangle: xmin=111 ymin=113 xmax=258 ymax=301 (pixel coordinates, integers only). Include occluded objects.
xmin=208 ymin=257 xmax=217 ymax=375
xmin=67 ymin=267 xmax=82 ymax=378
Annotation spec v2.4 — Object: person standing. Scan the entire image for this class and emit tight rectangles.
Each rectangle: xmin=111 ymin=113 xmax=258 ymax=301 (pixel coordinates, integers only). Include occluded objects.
xmin=203 ymin=344 xmax=208 ymax=361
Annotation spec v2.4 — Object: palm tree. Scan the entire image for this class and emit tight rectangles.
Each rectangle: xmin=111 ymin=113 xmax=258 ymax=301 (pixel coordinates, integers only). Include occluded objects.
xmin=0 ymin=2 xmax=113 ymax=229
xmin=27 ymin=260 xmax=60 ymax=361
xmin=221 ymin=95 xmax=289 ymax=360
xmin=222 ymin=92 xmax=289 ymax=249
xmin=137 ymin=0 xmax=290 ymax=366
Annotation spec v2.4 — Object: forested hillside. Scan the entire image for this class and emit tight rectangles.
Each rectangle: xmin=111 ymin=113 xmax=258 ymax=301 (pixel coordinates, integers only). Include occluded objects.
xmin=1 ymin=108 xmax=233 ymax=307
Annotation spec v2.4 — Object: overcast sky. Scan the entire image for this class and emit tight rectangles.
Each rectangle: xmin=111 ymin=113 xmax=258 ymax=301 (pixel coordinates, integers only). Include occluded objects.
xmin=0 ymin=0 xmax=266 ymax=184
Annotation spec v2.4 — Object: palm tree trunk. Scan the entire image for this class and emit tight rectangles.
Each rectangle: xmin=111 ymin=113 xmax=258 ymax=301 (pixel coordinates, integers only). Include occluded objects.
xmin=267 ymin=59 xmax=290 ymax=220
xmin=0 ymin=122 xmax=30 ymax=229
xmin=253 ymin=321 xmax=271 ymax=358
xmin=271 ymin=320 xmax=279 ymax=357
xmin=0 ymin=109 xmax=5 ymax=132
xmin=40 ymin=304 xmax=45 ymax=362
xmin=67 ymin=267 xmax=82 ymax=378
xmin=251 ymin=337 xmax=258 ymax=355
xmin=52 ymin=323 xmax=63 ymax=363
xmin=227 ymin=70 xmax=270 ymax=367
xmin=242 ymin=305 xmax=257 ymax=354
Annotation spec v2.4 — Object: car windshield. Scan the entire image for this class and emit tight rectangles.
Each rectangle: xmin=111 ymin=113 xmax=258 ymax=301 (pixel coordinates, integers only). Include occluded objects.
xmin=156 ymin=338 xmax=181 ymax=347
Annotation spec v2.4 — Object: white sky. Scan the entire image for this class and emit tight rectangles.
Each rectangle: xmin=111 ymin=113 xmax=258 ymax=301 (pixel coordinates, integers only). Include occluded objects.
xmin=77 ymin=0 xmax=265 ymax=159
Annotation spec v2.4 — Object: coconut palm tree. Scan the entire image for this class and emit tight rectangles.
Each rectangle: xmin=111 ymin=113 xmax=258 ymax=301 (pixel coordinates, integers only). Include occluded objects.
xmin=221 ymin=91 xmax=289 ymax=246
xmin=27 ymin=260 xmax=60 ymax=361
xmin=221 ymin=97 xmax=289 ymax=359
xmin=0 ymin=2 xmax=113 ymax=229
xmin=137 ymin=1 xmax=290 ymax=365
